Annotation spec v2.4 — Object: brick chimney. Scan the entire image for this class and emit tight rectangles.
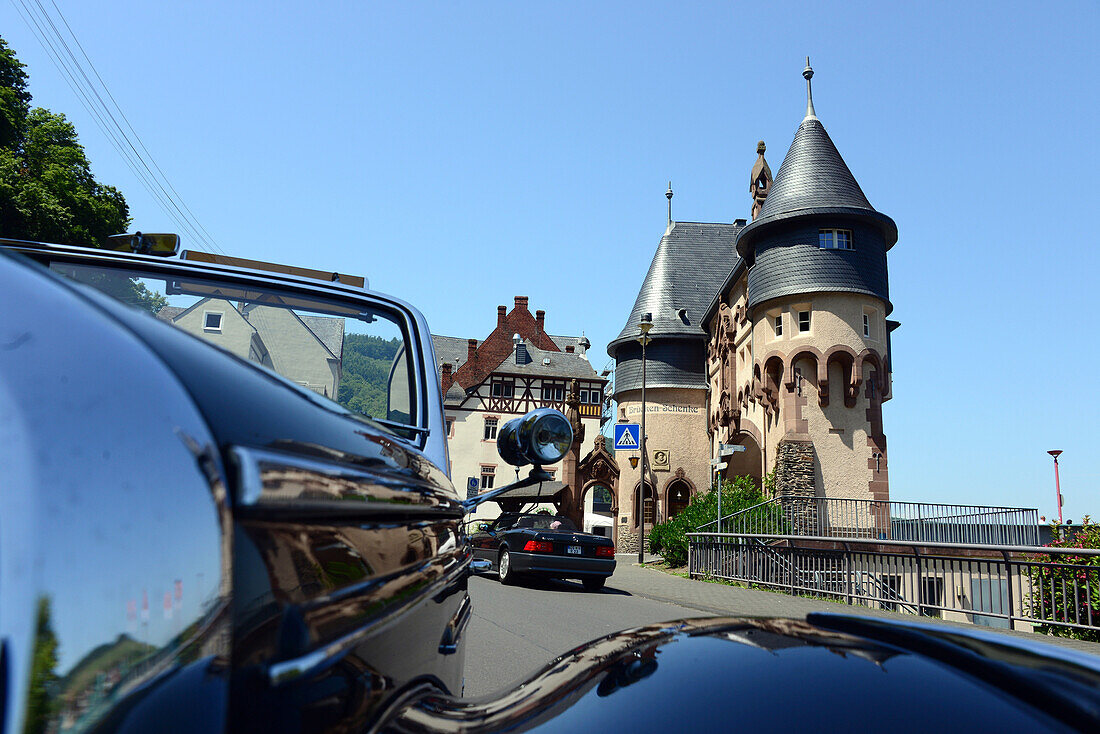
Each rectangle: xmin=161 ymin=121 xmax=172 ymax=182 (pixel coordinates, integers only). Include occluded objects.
xmin=467 ymin=339 xmax=478 ymax=361
xmin=514 ymin=296 xmax=529 ymax=312
xmin=535 ymin=309 xmax=545 ymax=330
xmin=441 ymin=362 xmax=452 ymax=379
xmin=497 ymin=305 xmax=507 ymax=326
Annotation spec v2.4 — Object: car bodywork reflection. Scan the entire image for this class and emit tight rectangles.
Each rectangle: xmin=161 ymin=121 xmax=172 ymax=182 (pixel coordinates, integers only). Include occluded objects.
xmin=0 ymin=254 xmax=231 ymax=733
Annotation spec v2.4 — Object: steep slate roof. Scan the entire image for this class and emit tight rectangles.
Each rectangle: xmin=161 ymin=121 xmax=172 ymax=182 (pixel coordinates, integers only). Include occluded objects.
xmin=299 ymin=315 xmax=345 ymax=361
xmin=494 ymin=340 xmax=601 ymax=380
xmin=608 ymin=221 xmax=742 ymax=355
xmin=759 ymin=117 xmax=873 ymax=216
xmin=431 ymin=335 xmax=471 ymax=374
xmin=737 ymin=116 xmax=896 ymax=259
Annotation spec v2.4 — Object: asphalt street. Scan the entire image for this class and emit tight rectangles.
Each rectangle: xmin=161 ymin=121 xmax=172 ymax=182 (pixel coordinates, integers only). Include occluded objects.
xmin=462 ymin=558 xmax=1100 ymax=699
xmin=462 ymin=564 xmax=705 ymax=697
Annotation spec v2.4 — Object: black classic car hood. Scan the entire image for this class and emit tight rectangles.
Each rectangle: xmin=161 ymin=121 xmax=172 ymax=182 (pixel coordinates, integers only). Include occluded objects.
xmin=380 ymin=614 xmax=1100 ymax=733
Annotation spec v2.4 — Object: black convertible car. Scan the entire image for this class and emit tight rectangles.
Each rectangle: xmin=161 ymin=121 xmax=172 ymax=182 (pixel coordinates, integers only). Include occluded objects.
xmin=2 ymin=234 xmax=1099 ymax=734
xmin=469 ymin=513 xmax=615 ymax=590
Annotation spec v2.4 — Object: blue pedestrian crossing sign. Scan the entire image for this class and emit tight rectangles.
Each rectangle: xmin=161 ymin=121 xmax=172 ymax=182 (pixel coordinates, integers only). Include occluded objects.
xmin=614 ymin=423 xmax=641 ymax=450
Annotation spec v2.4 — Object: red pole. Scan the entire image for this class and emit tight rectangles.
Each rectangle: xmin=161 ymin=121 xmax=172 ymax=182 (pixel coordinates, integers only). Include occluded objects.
xmin=1048 ymin=450 xmax=1063 ymax=524
xmin=1054 ymin=456 xmax=1063 ymax=524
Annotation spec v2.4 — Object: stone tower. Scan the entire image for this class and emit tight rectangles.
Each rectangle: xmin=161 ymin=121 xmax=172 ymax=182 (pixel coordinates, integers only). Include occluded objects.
xmin=607 ymin=214 xmax=742 ymax=551
xmin=733 ymin=60 xmax=898 ymax=504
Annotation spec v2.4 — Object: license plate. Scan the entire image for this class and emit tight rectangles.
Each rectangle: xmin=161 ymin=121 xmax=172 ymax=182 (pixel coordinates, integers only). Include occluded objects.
xmin=566 ymin=545 xmax=582 ymax=555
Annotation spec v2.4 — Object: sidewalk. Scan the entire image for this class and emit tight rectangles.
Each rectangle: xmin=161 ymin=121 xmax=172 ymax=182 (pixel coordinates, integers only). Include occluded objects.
xmin=609 ymin=558 xmax=1100 ymax=656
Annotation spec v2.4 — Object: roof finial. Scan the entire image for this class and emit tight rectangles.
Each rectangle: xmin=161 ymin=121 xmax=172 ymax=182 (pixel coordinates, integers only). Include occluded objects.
xmin=803 ymin=56 xmax=817 ymax=120
xmin=666 ymin=181 xmax=674 ymax=226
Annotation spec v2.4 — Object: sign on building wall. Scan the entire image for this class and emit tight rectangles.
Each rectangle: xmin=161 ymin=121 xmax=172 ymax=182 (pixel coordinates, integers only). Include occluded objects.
xmin=652 ymin=449 xmax=670 ymax=471
xmin=625 ymin=404 xmax=701 ymax=416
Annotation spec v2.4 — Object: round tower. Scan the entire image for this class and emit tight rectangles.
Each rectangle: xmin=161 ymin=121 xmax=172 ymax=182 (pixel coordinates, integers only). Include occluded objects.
xmin=734 ymin=60 xmax=898 ymax=506
xmin=608 ymin=192 xmax=739 ymax=552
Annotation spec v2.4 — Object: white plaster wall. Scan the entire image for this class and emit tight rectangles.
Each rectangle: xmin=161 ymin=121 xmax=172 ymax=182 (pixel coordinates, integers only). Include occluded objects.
xmin=613 ymin=387 xmax=709 ymax=527
xmin=743 ymin=292 xmax=889 ymax=498
xmin=447 ymin=404 xmax=601 ymax=523
xmin=173 ymin=298 xmax=256 ymax=360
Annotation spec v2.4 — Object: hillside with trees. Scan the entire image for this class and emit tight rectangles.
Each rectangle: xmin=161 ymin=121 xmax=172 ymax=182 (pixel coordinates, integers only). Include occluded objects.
xmin=337 ymin=333 xmax=402 ymax=419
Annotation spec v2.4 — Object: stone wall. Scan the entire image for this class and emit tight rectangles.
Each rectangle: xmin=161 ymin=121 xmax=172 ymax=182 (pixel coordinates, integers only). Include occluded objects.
xmin=775 ymin=437 xmax=818 ymax=534
xmin=618 ymin=528 xmax=640 ymax=554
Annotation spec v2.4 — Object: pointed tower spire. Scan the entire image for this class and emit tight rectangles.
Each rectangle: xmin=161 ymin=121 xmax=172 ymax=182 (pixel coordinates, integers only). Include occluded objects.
xmin=666 ymin=181 xmax=674 ymax=227
xmin=803 ymin=56 xmax=817 ymax=120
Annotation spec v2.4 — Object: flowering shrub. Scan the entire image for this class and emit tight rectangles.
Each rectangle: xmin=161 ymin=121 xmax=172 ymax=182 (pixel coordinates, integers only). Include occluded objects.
xmin=1028 ymin=516 xmax=1100 ymax=642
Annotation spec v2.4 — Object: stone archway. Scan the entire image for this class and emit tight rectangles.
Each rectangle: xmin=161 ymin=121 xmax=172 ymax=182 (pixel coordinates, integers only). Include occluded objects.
xmin=666 ymin=480 xmax=691 ymax=519
xmin=574 ymin=433 xmax=621 ymax=542
xmin=723 ymin=430 xmax=763 ymax=489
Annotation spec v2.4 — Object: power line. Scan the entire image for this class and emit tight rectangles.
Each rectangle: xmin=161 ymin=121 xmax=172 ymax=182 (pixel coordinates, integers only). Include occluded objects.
xmin=9 ymin=0 xmax=224 ymax=254
xmin=45 ymin=0 xmax=224 ymax=252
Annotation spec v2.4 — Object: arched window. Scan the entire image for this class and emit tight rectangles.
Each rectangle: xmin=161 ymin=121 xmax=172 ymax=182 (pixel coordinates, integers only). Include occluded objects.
xmin=634 ymin=483 xmax=656 ymax=527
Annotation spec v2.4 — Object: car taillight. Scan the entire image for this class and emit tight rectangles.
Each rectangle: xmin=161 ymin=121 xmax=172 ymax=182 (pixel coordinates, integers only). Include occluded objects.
xmin=595 ymin=546 xmax=615 ymax=558
xmin=523 ymin=540 xmax=553 ymax=553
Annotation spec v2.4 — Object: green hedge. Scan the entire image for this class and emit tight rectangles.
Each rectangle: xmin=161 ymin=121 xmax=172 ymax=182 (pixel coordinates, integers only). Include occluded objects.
xmin=648 ymin=475 xmax=774 ymax=567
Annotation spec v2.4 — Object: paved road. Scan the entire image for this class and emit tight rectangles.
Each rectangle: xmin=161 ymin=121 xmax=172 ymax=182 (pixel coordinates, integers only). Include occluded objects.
xmin=463 ymin=558 xmax=1100 ymax=698
xmin=463 ymin=566 xmax=704 ymax=697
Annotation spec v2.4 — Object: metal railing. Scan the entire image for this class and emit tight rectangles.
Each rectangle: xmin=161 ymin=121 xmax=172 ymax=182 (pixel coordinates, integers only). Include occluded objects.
xmin=687 ymin=532 xmax=1100 ymax=634
xmin=697 ymin=496 xmax=1040 ymax=546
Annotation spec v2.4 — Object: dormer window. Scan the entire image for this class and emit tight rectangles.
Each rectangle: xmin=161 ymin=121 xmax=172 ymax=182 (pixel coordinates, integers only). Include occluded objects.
xmin=819 ymin=229 xmax=853 ymax=250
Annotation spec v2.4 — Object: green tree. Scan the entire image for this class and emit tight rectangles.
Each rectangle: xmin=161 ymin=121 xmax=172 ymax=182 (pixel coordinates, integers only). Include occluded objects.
xmin=24 ymin=596 xmax=60 ymax=734
xmin=0 ymin=36 xmax=31 ymax=149
xmin=0 ymin=35 xmax=129 ymax=246
xmin=337 ymin=334 xmax=402 ymax=419
xmin=648 ymin=475 xmax=783 ymax=567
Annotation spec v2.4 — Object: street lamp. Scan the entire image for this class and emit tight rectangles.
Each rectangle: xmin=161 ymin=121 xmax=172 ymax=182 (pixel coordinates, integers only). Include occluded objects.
xmin=637 ymin=312 xmax=653 ymax=564
xmin=1047 ymin=450 xmax=1064 ymax=524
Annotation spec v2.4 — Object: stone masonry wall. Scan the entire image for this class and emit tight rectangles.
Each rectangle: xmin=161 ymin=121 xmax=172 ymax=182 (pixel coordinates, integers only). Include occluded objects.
xmin=775 ymin=438 xmax=818 ymax=534
xmin=618 ymin=529 xmax=640 ymax=554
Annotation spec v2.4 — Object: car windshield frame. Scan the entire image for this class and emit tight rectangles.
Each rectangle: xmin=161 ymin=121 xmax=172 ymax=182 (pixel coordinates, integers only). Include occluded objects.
xmin=23 ymin=245 xmax=432 ymax=446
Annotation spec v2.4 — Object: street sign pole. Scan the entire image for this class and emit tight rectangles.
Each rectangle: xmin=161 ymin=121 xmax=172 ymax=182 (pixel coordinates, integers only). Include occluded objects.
xmin=639 ymin=334 xmax=647 ymax=564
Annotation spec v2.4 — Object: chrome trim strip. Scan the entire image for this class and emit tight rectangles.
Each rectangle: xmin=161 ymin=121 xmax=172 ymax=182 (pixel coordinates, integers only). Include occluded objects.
xmin=231 ymin=446 xmax=460 ymax=515
xmin=267 ymin=558 xmax=471 ymax=686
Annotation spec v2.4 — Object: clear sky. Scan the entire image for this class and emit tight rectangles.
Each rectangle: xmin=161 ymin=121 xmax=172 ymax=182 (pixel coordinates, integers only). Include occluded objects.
xmin=4 ymin=1 xmax=1097 ymax=521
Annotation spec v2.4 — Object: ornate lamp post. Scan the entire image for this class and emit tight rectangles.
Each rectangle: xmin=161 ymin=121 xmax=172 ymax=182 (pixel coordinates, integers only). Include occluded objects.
xmin=637 ymin=312 xmax=653 ymax=563
xmin=1047 ymin=450 xmax=1064 ymax=524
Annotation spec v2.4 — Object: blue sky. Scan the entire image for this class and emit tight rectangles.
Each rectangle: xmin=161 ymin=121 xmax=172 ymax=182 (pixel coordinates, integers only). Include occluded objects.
xmin=4 ymin=1 xmax=1097 ymax=521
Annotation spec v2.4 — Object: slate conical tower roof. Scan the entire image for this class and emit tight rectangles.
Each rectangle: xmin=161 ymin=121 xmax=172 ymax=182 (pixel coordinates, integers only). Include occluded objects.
xmin=609 ymin=221 xmax=742 ymax=349
xmin=737 ymin=65 xmax=896 ymax=261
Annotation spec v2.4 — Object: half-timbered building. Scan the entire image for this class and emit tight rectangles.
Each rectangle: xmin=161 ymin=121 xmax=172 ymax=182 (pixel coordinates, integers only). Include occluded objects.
xmin=434 ymin=296 xmax=611 ymax=529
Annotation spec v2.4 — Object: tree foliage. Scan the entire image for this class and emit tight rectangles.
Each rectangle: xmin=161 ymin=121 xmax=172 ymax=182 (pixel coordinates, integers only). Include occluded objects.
xmin=0 ymin=35 xmax=129 ymax=246
xmin=337 ymin=333 xmax=401 ymax=419
xmin=25 ymin=596 xmax=60 ymax=734
xmin=648 ymin=475 xmax=781 ymax=567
